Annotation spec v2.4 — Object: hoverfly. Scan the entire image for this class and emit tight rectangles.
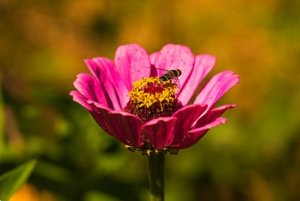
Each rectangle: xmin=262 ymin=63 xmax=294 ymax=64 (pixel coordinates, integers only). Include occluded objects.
xmin=159 ymin=69 xmax=182 ymax=82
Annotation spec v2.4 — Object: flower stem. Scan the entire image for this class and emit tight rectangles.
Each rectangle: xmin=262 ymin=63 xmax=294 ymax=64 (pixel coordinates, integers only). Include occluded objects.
xmin=148 ymin=151 xmax=165 ymax=201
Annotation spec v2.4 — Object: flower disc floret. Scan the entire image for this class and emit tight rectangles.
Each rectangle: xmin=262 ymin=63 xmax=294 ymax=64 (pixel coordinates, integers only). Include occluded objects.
xmin=125 ymin=77 xmax=181 ymax=122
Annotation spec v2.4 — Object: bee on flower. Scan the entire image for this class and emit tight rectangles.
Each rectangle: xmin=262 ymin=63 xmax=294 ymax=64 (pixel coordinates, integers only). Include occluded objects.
xmin=159 ymin=69 xmax=182 ymax=82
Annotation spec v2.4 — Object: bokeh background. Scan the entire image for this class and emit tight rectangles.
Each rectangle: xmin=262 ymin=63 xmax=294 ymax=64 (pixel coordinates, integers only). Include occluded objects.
xmin=1 ymin=0 xmax=300 ymax=201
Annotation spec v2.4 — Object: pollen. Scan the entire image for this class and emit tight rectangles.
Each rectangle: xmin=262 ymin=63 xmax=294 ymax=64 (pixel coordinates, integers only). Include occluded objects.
xmin=125 ymin=77 xmax=182 ymax=122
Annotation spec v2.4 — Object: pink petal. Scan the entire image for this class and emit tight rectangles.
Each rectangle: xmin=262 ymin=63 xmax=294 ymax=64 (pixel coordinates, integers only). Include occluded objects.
xmin=115 ymin=44 xmax=151 ymax=89
xmin=150 ymin=52 xmax=159 ymax=64
xmin=73 ymin=73 xmax=109 ymax=108
xmin=178 ymin=55 xmax=216 ymax=105
xmin=194 ymin=71 xmax=239 ymax=111
xmin=150 ymin=44 xmax=195 ymax=90
xmin=85 ymin=57 xmax=129 ymax=110
xmin=149 ymin=52 xmax=159 ymax=77
xmin=69 ymin=90 xmax=92 ymax=111
xmin=170 ymin=104 xmax=207 ymax=146
xmin=141 ymin=117 xmax=177 ymax=150
xmin=193 ymin=104 xmax=236 ymax=128
xmin=176 ymin=117 xmax=227 ymax=149
xmin=89 ymin=101 xmax=143 ymax=147
xmin=205 ymin=104 xmax=236 ymax=124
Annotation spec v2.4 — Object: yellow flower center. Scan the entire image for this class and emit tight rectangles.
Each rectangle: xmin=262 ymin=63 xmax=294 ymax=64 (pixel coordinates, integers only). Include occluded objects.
xmin=125 ymin=77 xmax=181 ymax=122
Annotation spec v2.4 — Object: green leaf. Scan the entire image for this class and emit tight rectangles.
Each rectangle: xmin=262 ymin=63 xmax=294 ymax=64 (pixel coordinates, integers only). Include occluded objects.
xmin=0 ymin=160 xmax=36 ymax=201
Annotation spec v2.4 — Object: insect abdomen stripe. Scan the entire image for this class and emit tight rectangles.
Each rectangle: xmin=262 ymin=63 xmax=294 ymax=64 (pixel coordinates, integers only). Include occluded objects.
xmin=159 ymin=69 xmax=182 ymax=81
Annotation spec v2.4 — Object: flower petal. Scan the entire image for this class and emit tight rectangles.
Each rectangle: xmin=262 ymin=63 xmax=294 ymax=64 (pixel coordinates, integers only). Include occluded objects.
xmin=208 ymin=104 xmax=237 ymax=118
xmin=85 ymin=57 xmax=129 ymax=110
xmin=176 ymin=117 xmax=227 ymax=149
xmin=150 ymin=52 xmax=159 ymax=67
xmin=141 ymin=117 xmax=177 ymax=150
xmin=108 ymin=111 xmax=143 ymax=147
xmin=69 ymin=90 xmax=92 ymax=111
xmin=89 ymin=101 xmax=143 ymax=147
xmin=170 ymin=104 xmax=207 ymax=146
xmin=151 ymin=44 xmax=195 ymax=90
xmin=115 ymin=44 xmax=151 ymax=89
xmin=178 ymin=55 xmax=216 ymax=105
xmin=194 ymin=71 xmax=239 ymax=111
xmin=193 ymin=104 xmax=237 ymax=128
xmin=149 ymin=52 xmax=159 ymax=77
xmin=73 ymin=73 xmax=109 ymax=108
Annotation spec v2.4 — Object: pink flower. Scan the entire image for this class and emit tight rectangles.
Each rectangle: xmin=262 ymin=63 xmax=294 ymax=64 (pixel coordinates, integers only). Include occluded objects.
xmin=70 ymin=44 xmax=239 ymax=153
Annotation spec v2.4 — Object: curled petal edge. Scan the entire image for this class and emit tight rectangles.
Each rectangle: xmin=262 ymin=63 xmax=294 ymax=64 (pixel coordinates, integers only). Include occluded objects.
xmin=174 ymin=117 xmax=227 ymax=149
xmin=170 ymin=104 xmax=207 ymax=145
xmin=69 ymin=90 xmax=92 ymax=111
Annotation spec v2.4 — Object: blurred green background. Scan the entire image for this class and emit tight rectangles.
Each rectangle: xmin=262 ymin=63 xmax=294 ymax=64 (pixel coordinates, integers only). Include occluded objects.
xmin=1 ymin=0 xmax=300 ymax=201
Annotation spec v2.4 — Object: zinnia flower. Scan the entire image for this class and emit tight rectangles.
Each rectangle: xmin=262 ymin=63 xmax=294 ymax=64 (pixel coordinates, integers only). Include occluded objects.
xmin=70 ymin=44 xmax=239 ymax=154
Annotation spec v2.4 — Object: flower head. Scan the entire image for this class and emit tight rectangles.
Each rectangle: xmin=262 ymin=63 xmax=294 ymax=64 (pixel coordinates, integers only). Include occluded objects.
xmin=70 ymin=44 xmax=239 ymax=154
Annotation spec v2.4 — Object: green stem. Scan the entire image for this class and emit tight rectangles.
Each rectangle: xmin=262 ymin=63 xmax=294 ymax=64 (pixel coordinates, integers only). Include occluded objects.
xmin=148 ymin=151 xmax=165 ymax=201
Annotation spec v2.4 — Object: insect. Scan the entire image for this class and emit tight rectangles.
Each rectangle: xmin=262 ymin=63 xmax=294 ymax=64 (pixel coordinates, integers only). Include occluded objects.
xmin=159 ymin=69 xmax=182 ymax=82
